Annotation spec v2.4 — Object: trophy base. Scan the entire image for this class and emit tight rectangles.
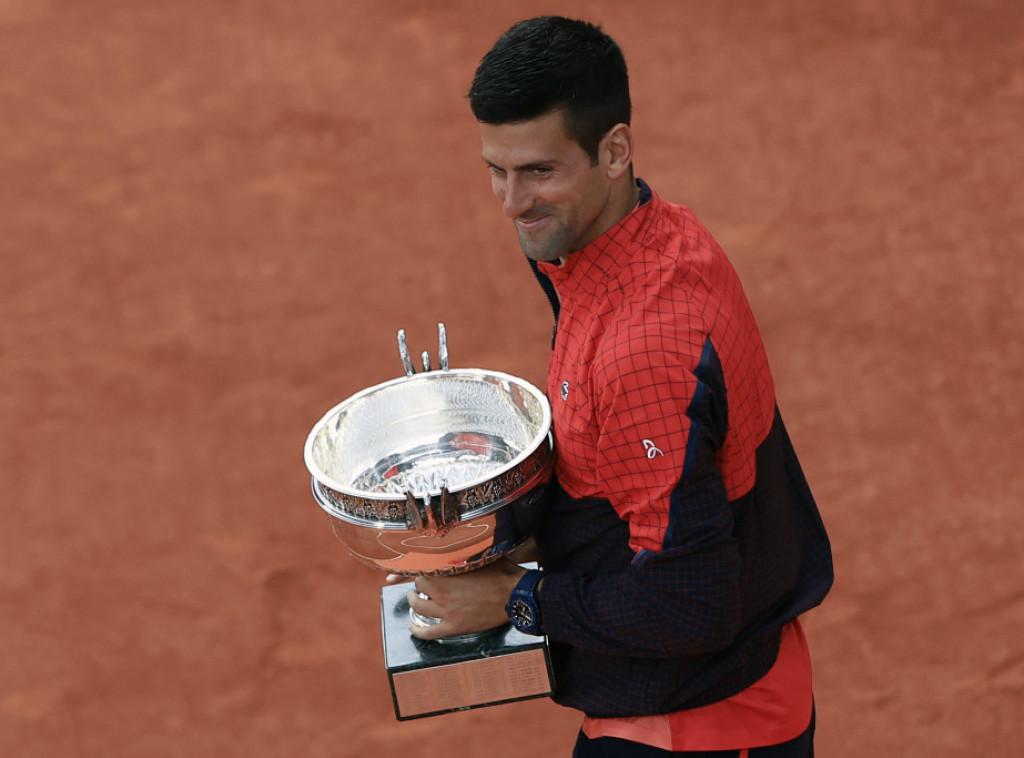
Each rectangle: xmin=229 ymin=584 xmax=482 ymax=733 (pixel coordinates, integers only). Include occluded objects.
xmin=380 ymin=580 xmax=555 ymax=720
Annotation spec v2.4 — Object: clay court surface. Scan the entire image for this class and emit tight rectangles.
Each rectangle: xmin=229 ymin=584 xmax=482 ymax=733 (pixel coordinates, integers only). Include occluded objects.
xmin=2 ymin=1 xmax=1022 ymax=755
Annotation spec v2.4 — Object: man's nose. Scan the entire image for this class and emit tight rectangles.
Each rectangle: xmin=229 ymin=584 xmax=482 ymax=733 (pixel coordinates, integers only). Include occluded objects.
xmin=500 ymin=175 xmax=532 ymax=219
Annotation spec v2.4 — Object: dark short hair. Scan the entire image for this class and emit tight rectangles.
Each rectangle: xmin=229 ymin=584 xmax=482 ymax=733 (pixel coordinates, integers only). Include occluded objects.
xmin=468 ymin=16 xmax=631 ymax=163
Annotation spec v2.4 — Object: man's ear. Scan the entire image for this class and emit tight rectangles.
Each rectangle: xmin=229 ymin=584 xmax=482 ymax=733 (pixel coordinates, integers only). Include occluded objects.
xmin=601 ymin=123 xmax=634 ymax=179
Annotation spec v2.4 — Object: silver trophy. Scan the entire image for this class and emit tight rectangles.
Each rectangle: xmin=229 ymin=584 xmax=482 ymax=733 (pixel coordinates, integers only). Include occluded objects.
xmin=304 ymin=324 xmax=555 ymax=719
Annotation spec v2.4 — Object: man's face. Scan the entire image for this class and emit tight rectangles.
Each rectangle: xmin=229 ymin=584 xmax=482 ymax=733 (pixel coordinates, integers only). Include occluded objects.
xmin=479 ymin=110 xmax=615 ymax=263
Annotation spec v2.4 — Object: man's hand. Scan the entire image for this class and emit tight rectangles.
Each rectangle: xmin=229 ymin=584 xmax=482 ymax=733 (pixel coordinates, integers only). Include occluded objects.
xmin=392 ymin=559 xmax=526 ymax=641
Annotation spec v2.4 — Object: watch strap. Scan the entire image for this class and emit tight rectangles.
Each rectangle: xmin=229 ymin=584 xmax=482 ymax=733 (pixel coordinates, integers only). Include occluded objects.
xmin=506 ymin=568 xmax=544 ymax=634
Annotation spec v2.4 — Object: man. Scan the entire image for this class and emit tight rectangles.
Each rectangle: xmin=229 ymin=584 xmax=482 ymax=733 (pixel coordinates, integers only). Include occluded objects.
xmin=405 ymin=16 xmax=833 ymax=757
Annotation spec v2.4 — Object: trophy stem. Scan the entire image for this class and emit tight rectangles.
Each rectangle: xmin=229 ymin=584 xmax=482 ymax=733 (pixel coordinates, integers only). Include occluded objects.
xmin=409 ymin=591 xmax=444 ymax=629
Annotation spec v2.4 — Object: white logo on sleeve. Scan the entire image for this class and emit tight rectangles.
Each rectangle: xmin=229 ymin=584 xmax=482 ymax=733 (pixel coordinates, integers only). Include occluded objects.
xmin=642 ymin=439 xmax=664 ymax=458
xmin=561 ymin=381 xmax=570 ymax=401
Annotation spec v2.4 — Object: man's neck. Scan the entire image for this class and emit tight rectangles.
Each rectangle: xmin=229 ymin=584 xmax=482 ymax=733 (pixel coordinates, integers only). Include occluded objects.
xmin=555 ymin=177 xmax=641 ymax=268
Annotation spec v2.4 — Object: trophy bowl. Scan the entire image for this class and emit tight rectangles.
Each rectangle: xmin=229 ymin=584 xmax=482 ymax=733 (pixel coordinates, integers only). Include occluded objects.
xmin=304 ymin=347 xmax=553 ymax=577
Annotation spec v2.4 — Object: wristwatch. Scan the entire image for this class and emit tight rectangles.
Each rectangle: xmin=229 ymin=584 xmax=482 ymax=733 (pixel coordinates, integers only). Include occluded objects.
xmin=506 ymin=569 xmax=544 ymax=635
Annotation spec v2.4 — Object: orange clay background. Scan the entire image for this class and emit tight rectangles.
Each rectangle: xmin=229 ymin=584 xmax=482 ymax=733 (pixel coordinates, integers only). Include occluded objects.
xmin=2 ymin=2 xmax=1022 ymax=756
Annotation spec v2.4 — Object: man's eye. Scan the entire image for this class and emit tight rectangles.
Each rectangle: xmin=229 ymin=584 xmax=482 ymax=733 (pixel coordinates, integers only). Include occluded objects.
xmin=531 ymin=167 xmax=552 ymax=177
xmin=488 ymin=166 xmax=506 ymax=177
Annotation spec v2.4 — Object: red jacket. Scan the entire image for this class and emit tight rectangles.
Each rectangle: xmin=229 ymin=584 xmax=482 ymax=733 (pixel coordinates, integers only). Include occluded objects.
xmin=529 ymin=180 xmax=833 ymax=717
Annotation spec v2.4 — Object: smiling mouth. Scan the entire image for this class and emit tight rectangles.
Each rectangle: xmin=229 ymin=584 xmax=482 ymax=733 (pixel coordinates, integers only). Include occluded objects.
xmin=515 ymin=215 xmax=548 ymax=233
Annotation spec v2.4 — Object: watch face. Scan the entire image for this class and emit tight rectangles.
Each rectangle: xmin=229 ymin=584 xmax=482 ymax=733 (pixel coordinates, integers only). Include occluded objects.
xmin=510 ymin=599 xmax=535 ymax=627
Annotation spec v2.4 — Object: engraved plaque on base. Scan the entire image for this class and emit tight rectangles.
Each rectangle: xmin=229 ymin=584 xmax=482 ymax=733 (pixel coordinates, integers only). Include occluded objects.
xmin=381 ymin=581 xmax=555 ymax=720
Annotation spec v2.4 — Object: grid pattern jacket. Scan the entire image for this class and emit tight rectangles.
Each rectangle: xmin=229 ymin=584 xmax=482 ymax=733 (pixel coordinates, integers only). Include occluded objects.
xmin=529 ymin=180 xmax=833 ymax=717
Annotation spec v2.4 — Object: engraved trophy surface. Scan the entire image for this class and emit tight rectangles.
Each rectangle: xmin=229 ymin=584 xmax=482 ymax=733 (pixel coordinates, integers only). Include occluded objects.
xmin=303 ymin=324 xmax=555 ymax=719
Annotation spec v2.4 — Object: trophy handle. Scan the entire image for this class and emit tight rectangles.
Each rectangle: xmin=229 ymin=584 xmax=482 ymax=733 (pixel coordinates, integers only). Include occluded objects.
xmin=397 ymin=323 xmax=449 ymax=377
xmin=403 ymin=487 xmax=459 ymax=536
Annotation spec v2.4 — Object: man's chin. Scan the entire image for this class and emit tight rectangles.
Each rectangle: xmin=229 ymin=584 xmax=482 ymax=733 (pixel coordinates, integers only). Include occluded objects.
xmin=517 ymin=234 xmax=565 ymax=263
